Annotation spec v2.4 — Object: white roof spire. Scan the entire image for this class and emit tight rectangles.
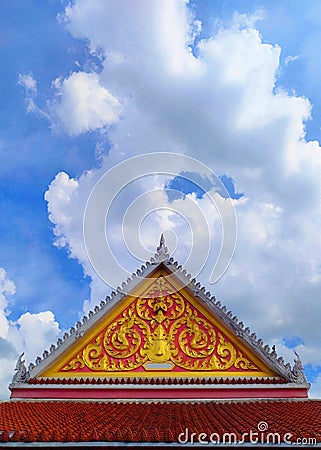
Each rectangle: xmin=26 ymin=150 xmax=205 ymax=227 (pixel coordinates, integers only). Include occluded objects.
xmin=155 ymin=233 xmax=169 ymax=262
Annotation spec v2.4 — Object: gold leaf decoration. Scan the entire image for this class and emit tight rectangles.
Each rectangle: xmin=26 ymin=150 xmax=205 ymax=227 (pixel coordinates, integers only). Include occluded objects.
xmin=60 ymin=276 xmax=261 ymax=374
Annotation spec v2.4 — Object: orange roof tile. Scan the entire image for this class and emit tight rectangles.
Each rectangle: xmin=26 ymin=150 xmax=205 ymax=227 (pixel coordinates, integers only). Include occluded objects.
xmin=0 ymin=399 xmax=320 ymax=445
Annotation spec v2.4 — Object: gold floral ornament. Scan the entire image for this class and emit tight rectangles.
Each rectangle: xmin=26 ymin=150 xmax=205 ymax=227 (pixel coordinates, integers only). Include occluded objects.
xmin=136 ymin=277 xmax=185 ymax=326
xmin=61 ymin=276 xmax=260 ymax=374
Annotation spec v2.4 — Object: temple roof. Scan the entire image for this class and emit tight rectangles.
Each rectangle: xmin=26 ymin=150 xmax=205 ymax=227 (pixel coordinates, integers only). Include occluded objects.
xmin=5 ymin=236 xmax=321 ymax=447
xmin=10 ymin=236 xmax=308 ymax=400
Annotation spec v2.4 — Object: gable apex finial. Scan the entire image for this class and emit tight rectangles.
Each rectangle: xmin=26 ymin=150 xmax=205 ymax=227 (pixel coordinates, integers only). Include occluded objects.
xmin=155 ymin=233 xmax=169 ymax=262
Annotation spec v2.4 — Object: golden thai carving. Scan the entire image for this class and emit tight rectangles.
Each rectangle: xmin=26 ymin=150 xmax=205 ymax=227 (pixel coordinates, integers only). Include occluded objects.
xmin=83 ymin=336 xmax=107 ymax=370
xmin=104 ymin=306 xmax=142 ymax=359
xmin=235 ymin=353 xmax=258 ymax=370
xmin=137 ymin=277 xmax=185 ymax=326
xmin=176 ymin=305 xmax=215 ymax=359
xmin=141 ymin=323 xmax=176 ymax=362
xmin=61 ymin=276 xmax=260 ymax=374
xmin=61 ymin=355 xmax=85 ymax=371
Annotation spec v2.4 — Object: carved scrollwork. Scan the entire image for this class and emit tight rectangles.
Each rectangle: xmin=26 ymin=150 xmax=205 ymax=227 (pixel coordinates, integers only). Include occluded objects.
xmin=104 ymin=306 xmax=142 ymax=359
xmin=83 ymin=336 xmax=107 ymax=370
xmin=212 ymin=333 xmax=236 ymax=370
xmin=175 ymin=305 xmax=215 ymax=359
xmin=60 ymin=276 xmax=260 ymax=375
xmin=62 ymin=354 xmax=85 ymax=371
xmin=137 ymin=277 xmax=185 ymax=326
xmin=235 ymin=353 xmax=258 ymax=370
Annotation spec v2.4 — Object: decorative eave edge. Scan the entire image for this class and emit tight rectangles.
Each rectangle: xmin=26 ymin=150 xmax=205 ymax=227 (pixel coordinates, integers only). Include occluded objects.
xmin=9 ymin=236 xmax=307 ymax=387
xmin=10 ymin=381 xmax=309 ymax=390
xmin=20 ymin=375 xmax=291 ymax=386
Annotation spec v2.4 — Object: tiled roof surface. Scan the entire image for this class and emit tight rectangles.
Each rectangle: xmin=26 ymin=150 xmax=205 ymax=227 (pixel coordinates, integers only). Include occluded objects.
xmin=27 ymin=376 xmax=289 ymax=385
xmin=0 ymin=399 xmax=320 ymax=445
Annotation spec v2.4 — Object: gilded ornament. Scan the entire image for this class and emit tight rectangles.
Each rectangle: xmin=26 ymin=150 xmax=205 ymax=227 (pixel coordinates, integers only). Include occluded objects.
xmin=141 ymin=323 xmax=175 ymax=362
xmin=60 ymin=276 xmax=260 ymax=375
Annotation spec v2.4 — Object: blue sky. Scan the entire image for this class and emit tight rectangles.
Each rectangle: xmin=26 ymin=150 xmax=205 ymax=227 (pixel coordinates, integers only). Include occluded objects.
xmin=0 ymin=0 xmax=320 ymax=398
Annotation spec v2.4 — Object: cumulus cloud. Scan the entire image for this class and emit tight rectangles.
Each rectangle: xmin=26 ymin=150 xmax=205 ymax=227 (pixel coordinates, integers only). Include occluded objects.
xmin=45 ymin=171 xmax=81 ymax=251
xmin=18 ymin=71 xmax=122 ymax=135
xmin=41 ymin=0 xmax=321 ymax=395
xmin=45 ymin=167 xmax=231 ymax=310
xmin=49 ymin=71 xmax=122 ymax=135
xmin=8 ymin=311 xmax=61 ymax=363
xmin=0 ymin=268 xmax=61 ymax=398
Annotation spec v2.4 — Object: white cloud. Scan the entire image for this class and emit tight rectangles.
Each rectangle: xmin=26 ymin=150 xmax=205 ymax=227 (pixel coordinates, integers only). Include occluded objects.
xmin=0 ymin=267 xmax=61 ymax=398
xmin=0 ymin=269 xmax=19 ymax=399
xmin=18 ymin=74 xmax=37 ymax=93
xmin=41 ymin=0 xmax=321 ymax=396
xmin=18 ymin=73 xmax=51 ymax=118
xmin=309 ymin=375 xmax=321 ymax=399
xmin=63 ymin=0 xmax=201 ymax=76
xmin=18 ymin=71 xmax=122 ymax=135
xmin=9 ymin=311 xmax=60 ymax=363
xmin=284 ymin=55 xmax=301 ymax=65
xmin=49 ymin=71 xmax=122 ymax=135
xmin=45 ymin=171 xmax=81 ymax=250
xmin=0 ymin=359 xmax=16 ymax=400
xmin=0 ymin=268 xmax=16 ymax=339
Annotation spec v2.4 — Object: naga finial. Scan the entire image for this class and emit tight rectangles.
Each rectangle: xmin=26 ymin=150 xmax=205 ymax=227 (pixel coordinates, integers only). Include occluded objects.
xmin=11 ymin=352 xmax=29 ymax=385
xmin=289 ymin=351 xmax=307 ymax=384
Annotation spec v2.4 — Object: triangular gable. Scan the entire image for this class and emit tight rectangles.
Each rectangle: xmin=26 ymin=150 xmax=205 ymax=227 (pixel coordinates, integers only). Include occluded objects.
xmin=40 ymin=265 xmax=279 ymax=379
